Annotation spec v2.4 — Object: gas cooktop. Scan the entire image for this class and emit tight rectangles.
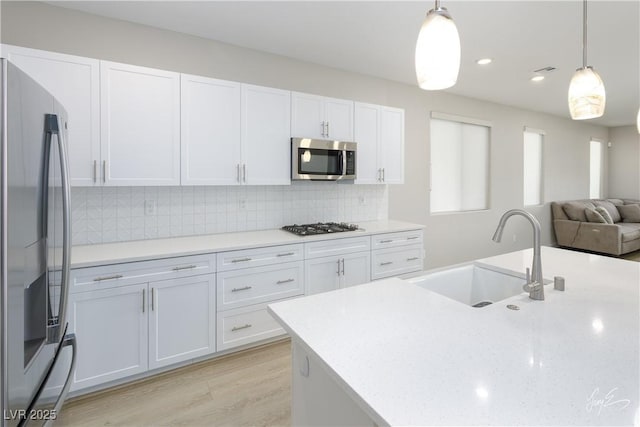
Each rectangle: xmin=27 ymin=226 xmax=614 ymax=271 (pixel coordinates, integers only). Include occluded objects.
xmin=282 ymin=222 xmax=359 ymax=236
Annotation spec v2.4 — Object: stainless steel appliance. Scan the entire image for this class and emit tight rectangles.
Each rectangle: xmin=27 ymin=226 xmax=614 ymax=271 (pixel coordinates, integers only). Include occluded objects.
xmin=291 ymin=138 xmax=356 ymax=181
xmin=282 ymin=222 xmax=359 ymax=236
xmin=1 ymin=60 xmax=76 ymax=426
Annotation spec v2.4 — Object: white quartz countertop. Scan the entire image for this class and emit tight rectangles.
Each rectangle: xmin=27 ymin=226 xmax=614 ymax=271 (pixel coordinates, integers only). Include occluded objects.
xmin=268 ymin=247 xmax=640 ymax=426
xmin=70 ymin=220 xmax=424 ymax=268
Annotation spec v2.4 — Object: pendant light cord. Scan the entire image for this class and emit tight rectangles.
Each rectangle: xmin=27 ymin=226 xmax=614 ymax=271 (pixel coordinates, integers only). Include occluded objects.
xmin=435 ymin=0 xmax=441 ymax=10
xmin=583 ymin=0 xmax=588 ymax=68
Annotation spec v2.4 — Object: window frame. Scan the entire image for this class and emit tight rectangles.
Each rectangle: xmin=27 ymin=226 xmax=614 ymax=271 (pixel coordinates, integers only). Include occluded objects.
xmin=523 ymin=127 xmax=545 ymax=207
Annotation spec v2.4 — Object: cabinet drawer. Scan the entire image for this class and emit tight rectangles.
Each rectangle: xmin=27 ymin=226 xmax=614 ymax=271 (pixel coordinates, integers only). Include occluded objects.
xmin=217 ymin=262 xmax=304 ymax=311
xmin=371 ymin=245 xmax=424 ymax=280
xmin=70 ymin=254 xmax=216 ymax=293
xmin=217 ymin=302 xmax=289 ymax=351
xmin=304 ymin=236 xmax=371 ymax=259
xmin=372 ymin=230 xmax=423 ymax=249
xmin=217 ymin=244 xmax=303 ymax=271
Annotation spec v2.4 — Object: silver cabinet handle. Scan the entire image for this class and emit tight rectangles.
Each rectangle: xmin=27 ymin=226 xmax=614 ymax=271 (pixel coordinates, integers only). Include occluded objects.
xmin=407 ymin=236 xmax=419 ymax=240
xmin=382 ymin=168 xmax=385 ymax=182
xmin=93 ymin=160 xmax=97 ymax=183
xmin=380 ymin=261 xmax=393 ymax=266
xmin=277 ymin=252 xmax=295 ymax=257
xmin=142 ymin=289 xmax=146 ymax=313
xmin=172 ymin=265 xmax=197 ymax=271
xmin=326 ymin=121 xmax=330 ymax=137
xmin=231 ymin=286 xmax=252 ymax=292
xmin=321 ymin=121 xmax=326 ymax=137
xmin=407 ymin=257 xmax=419 ymax=261
xmin=277 ymin=278 xmax=294 ymax=284
xmin=103 ymin=160 xmax=106 ymax=183
xmin=378 ymin=168 xmax=382 ymax=182
xmin=231 ymin=257 xmax=252 ymax=263
xmin=236 ymin=164 xmax=240 ymax=183
xmin=243 ymin=164 xmax=246 ymax=183
xmin=232 ymin=324 xmax=252 ymax=332
xmin=151 ymin=288 xmax=155 ymax=311
xmin=337 ymin=259 xmax=341 ymax=276
xmin=379 ymin=239 xmax=393 ymax=244
xmin=93 ymin=274 xmax=124 ymax=282
xmin=340 ymin=258 xmax=345 ymax=275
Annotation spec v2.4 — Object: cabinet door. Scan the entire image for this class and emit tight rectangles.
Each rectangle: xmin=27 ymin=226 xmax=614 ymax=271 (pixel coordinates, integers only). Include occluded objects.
xmin=341 ymin=252 xmax=371 ymax=288
xmin=291 ymin=92 xmax=325 ymax=139
xmin=181 ymin=74 xmax=241 ymax=185
xmin=304 ymin=256 xmax=341 ymax=295
xmin=68 ymin=283 xmax=148 ymax=391
xmin=148 ymin=275 xmax=216 ymax=369
xmin=241 ymin=84 xmax=291 ymax=185
xmin=354 ymin=102 xmax=381 ymax=184
xmin=101 ymin=61 xmax=180 ymax=186
xmin=378 ymin=107 xmax=405 ymax=184
xmin=2 ymin=44 xmax=100 ymax=186
xmin=324 ymin=97 xmax=354 ymax=141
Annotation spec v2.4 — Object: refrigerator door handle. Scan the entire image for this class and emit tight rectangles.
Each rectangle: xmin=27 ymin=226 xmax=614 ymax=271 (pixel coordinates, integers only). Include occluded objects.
xmin=43 ymin=333 xmax=76 ymax=427
xmin=45 ymin=114 xmax=72 ymax=344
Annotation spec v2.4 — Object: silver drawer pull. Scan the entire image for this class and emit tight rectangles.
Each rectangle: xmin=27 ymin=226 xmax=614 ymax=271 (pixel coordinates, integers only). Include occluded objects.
xmin=173 ymin=265 xmax=197 ymax=271
xmin=277 ymin=278 xmax=294 ymax=284
xmin=379 ymin=239 xmax=393 ymax=243
xmin=231 ymin=286 xmax=253 ymax=292
xmin=93 ymin=274 xmax=123 ymax=282
xmin=231 ymin=257 xmax=252 ymax=263
xmin=276 ymin=252 xmax=295 ymax=257
xmin=407 ymin=236 xmax=419 ymax=240
xmin=380 ymin=261 xmax=393 ymax=266
xmin=407 ymin=257 xmax=420 ymax=261
xmin=231 ymin=324 xmax=252 ymax=332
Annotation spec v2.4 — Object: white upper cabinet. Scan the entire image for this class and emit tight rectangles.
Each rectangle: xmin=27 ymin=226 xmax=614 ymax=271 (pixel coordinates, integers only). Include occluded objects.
xmin=241 ymin=84 xmax=291 ymax=185
xmin=291 ymin=92 xmax=353 ymax=141
xmin=181 ymin=74 xmax=241 ymax=185
xmin=101 ymin=61 xmax=181 ymax=186
xmin=2 ymin=44 xmax=100 ymax=186
xmin=354 ymin=102 xmax=405 ymax=184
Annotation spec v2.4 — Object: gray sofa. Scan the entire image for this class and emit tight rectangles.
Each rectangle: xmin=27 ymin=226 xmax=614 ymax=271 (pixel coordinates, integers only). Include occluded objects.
xmin=551 ymin=198 xmax=640 ymax=256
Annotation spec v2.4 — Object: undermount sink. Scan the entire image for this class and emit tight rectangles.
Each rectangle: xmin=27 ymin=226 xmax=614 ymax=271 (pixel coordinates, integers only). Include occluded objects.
xmin=406 ymin=263 xmax=531 ymax=307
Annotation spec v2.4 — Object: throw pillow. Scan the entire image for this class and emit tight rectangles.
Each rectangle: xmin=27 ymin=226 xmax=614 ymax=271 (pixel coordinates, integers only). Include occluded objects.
xmin=563 ymin=201 xmax=595 ymax=222
xmin=595 ymin=206 xmax=614 ymax=224
xmin=593 ymin=200 xmax=622 ymax=223
xmin=584 ymin=208 xmax=606 ymax=223
xmin=616 ymin=204 xmax=640 ymax=223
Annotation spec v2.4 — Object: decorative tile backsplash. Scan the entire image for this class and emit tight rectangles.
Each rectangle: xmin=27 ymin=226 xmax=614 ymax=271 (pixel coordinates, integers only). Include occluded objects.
xmin=71 ymin=183 xmax=388 ymax=245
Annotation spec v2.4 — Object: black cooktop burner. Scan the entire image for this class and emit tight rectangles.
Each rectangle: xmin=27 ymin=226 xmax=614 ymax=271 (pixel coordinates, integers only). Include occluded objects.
xmin=282 ymin=222 xmax=359 ymax=236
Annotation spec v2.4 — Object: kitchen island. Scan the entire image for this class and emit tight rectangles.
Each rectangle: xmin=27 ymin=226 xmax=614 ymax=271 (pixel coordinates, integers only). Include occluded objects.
xmin=268 ymin=246 xmax=639 ymax=426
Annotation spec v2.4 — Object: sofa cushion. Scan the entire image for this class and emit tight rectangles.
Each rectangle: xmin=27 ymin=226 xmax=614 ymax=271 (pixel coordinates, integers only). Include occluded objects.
xmin=595 ymin=206 xmax=614 ymax=224
xmin=593 ymin=200 xmax=622 ymax=223
xmin=563 ymin=201 xmax=595 ymax=222
xmin=617 ymin=204 xmax=640 ymax=223
xmin=584 ymin=208 xmax=606 ymax=223
xmin=607 ymin=198 xmax=625 ymax=206
xmin=618 ymin=224 xmax=640 ymax=243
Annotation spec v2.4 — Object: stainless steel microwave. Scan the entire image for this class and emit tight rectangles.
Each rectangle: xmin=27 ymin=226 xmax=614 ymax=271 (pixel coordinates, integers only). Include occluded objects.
xmin=291 ymin=138 xmax=357 ymax=181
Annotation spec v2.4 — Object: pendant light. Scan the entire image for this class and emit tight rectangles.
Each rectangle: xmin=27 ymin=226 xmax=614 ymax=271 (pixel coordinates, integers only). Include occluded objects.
xmin=636 ymin=108 xmax=640 ymax=133
xmin=415 ymin=0 xmax=461 ymax=90
xmin=568 ymin=0 xmax=606 ymax=120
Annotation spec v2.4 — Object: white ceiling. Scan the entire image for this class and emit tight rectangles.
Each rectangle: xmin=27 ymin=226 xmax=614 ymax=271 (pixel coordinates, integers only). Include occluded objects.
xmin=50 ymin=1 xmax=640 ymax=127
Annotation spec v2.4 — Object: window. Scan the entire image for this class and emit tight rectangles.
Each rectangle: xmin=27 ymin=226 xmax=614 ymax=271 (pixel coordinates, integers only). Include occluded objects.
xmin=589 ymin=139 xmax=604 ymax=199
xmin=430 ymin=113 xmax=490 ymax=213
xmin=523 ymin=128 xmax=544 ymax=206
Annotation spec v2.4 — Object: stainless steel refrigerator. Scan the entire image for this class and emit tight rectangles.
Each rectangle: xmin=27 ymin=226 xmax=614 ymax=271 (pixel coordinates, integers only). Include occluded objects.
xmin=1 ymin=59 xmax=77 ymax=426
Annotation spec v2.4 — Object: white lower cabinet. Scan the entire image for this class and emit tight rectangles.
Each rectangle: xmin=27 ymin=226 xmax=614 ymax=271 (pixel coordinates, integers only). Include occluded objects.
xmin=217 ymin=302 xmax=287 ymax=351
xmin=148 ymin=275 xmax=216 ymax=369
xmin=305 ymin=252 xmax=371 ymax=295
xmin=68 ymin=283 xmax=148 ymax=391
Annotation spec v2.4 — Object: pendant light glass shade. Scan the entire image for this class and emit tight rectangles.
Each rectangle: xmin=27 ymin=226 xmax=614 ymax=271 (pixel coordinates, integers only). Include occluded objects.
xmin=568 ymin=0 xmax=605 ymax=120
xmin=415 ymin=5 xmax=461 ymax=90
xmin=636 ymin=108 xmax=640 ymax=133
xmin=568 ymin=66 xmax=606 ymax=120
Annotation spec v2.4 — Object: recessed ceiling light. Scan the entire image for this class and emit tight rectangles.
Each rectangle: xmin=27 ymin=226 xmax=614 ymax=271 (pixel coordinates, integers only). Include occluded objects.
xmin=476 ymin=58 xmax=492 ymax=65
xmin=531 ymin=75 xmax=545 ymax=82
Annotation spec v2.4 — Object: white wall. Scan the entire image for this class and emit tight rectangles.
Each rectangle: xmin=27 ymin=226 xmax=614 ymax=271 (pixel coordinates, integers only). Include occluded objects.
xmin=608 ymin=126 xmax=640 ymax=199
xmin=0 ymin=2 xmax=612 ymax=267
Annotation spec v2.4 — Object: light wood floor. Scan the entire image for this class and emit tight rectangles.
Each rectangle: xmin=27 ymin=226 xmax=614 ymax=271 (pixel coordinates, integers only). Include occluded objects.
xmin=622 ymin=249 xmax=640 ymax=262
xmin=58 ymin=339 xmax=292 ymax=426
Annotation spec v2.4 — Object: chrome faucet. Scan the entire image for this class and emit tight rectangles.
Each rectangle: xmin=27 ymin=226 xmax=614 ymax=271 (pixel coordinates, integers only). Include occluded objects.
xmin=492 ymin=209 xmax=544 ymax=301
